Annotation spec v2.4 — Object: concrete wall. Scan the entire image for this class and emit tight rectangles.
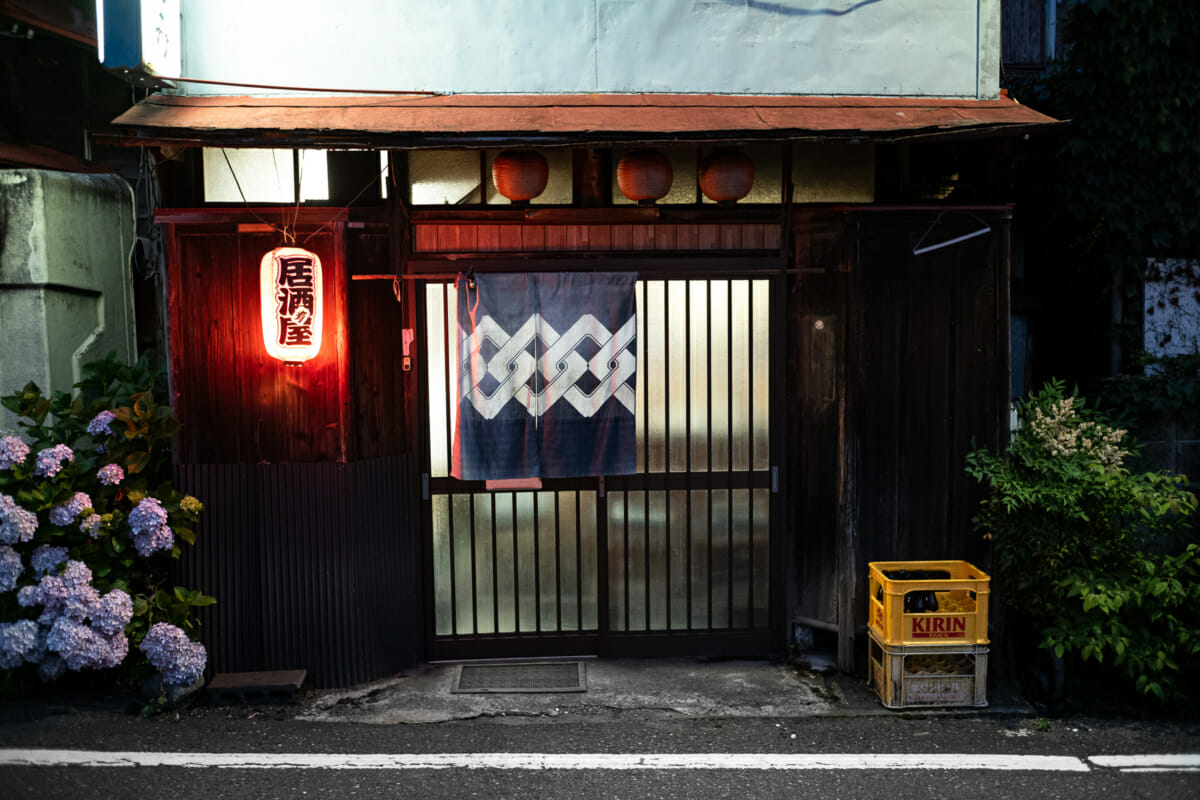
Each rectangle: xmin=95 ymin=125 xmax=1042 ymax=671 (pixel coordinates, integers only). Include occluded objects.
xmin=179 ymin=0 xmax=1000 ymax=99
xmin=0 ymin=169 xmax=137 ymax=431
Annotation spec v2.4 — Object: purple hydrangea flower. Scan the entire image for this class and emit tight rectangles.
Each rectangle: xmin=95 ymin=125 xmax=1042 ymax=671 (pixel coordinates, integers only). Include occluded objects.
xmin=129 ymin=497 xmax=167 ymax=534
xmin=60 ymin=559 xmax=92 ymax=588
xmin=140 ymin=622 xmax=206 ymax=686
xmin=79 ymin=513 xmax=102 ymax=538
xmin=23 ymin=560 xmax=95 ymax=624
xmin=33 ymin=444 xmax=74 ymax=478
xmin=132 ymin=524 xmax=174 ymax=557
xmin=49 ymin=492 xmax=92 ymax=527
xmin=129 ymin=497 xmax=174 ymax=555
xmin=92 ymin=589 xmax=133 ymax=636
xmin=97 ymin=463 xmax=124 ymax=486
xmin=46 ymin=617 xmax=125 ymax=670
xmin=30 ymin=545 xmax=69 ymax=576
xmin=16 ymin=584 xmax=40 ymax=608
xmin=87 ymin=410 xmax=117 ymax=437
xmin=0 ymin=619 xmax=40 ymax=669
xmin=61 ymin=583 xmax=100 ymax=621
xmin=0 ymin=435 xmax=30 ymax=470
xmin=0 ymin=545 xmax=23 ymax=593
xmin=0 ymin=495 xmax=38 ymax=545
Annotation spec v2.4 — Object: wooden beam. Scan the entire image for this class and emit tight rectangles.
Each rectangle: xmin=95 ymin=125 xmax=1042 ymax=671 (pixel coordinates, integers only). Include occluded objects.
xmin=1 ymin=0 xmax=96 ymax=47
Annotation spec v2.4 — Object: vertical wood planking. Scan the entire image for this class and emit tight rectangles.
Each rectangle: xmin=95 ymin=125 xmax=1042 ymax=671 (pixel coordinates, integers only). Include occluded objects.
xmin=475 ymin=224 xmax=500 ymax=252
xmin=176 ymin=456 xmax=420 ymax=688
xmin=407 ymin=222 xmax=782 ymax=254
xmin=167 ymin=224 xmax=352 ymax=464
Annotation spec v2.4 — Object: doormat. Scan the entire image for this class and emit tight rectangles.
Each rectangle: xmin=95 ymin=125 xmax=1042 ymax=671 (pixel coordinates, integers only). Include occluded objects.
xmin=452 ymin=661 xmax=587 ymax=694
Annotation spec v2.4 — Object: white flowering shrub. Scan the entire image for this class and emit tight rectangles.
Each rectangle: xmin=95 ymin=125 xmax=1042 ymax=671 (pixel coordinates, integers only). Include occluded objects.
xmin=0 ymin=355 xmax=214 ymax=689
xmin=966 ymin=380 xmax=1199 ymax=712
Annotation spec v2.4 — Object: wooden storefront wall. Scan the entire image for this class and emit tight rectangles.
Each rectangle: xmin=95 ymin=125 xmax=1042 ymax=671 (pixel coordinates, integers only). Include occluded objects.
xmin=162 ymin=207 xmax=1009 ymax=684
xmin=787 ymin=209 xmax=1009 ymax=670
xmin=164 ymin=213 xmax=421 ymax=688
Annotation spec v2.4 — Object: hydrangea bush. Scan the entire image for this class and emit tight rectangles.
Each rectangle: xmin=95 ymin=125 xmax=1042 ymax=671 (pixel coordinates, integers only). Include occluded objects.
xmin=0 ymin=354 xmax=214 ymax=690
xmin=966 ymin=380 xmax=1199 ymax=711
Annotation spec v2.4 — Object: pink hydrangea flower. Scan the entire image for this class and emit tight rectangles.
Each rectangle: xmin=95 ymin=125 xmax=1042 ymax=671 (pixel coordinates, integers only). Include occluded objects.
xmin=0 ymin=436 xmax=30 ymax=470
xmin=97 ymin=463 xmax=124 ymax=486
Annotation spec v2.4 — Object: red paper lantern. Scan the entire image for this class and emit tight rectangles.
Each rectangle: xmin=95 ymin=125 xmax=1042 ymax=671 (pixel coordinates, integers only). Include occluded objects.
xmin=699 ymin=148 xmax=755 ymax=205
xmin=260 ymin=246 xmax=323 ymax=365
xmin=492 ymin=150 xmax=549 ymax=203
xmin=617 ymin=149 xmax=674 ymax=205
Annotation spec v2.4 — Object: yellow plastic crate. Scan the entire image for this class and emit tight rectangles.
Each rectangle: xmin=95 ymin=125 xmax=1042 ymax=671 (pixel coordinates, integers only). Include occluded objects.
xmin=868 ymin=629 xmax=989 ymax=709
xmin=868 ymin=560 xmax=990 ymax=646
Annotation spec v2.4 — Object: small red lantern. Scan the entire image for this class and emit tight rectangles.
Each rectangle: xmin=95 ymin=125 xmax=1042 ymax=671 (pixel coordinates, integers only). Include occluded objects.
xmin=617 ymin=149 xmax=674 ymax=205
xmin=260 ymin=246 xmax=323 ymax=365
xmin=699 ymin=148 xmax=755 ymax=205
xmin=492 ymin=150 xmax=549 ymax=203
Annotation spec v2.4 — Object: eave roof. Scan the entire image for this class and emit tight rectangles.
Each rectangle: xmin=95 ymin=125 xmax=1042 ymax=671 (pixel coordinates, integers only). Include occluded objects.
xmin=107 ymin=92 xmax=1061 ymax=149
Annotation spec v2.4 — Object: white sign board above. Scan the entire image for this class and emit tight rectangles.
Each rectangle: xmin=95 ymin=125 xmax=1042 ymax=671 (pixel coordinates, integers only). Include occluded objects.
xmin=176 ymin=0 xmax=1000 ymax=99
xmin=97 ymin=0 xmax=181 ymax=79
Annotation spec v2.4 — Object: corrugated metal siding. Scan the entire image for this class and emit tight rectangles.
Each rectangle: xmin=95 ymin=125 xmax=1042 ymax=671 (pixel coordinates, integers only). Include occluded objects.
xmin=175 ymin=455 xmax=421 ymax=689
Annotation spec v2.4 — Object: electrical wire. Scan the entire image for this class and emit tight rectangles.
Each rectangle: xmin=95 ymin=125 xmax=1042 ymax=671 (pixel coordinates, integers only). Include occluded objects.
xmin=220 ymin=148 xmax=288 ymax=237
xmin=301 ymin=160 xmax=392 ymax=245
xmin=136 ymin=73 xmax=440 ymax=96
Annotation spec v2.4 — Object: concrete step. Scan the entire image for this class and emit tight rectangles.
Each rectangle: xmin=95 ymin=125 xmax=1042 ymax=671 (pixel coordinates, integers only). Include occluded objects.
xmin=207 ymin=670 xmax=307 ymax=705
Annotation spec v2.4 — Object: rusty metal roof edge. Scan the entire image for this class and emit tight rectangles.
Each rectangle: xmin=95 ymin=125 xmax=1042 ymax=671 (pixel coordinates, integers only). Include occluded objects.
xmin=128 ymin=91 xmax=1041 ymax=108
xmin=96 ymin=123 xmax=1064 ymax=150
xmin=102 ymin=91 xmax=1062 ymax=148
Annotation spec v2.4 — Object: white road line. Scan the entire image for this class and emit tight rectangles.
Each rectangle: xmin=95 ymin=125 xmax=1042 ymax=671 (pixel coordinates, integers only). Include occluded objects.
xmin=1088 ymin=754 xmax=1200 ymax=772
xmin=0 ymin=750 xmax=1093 ymax=771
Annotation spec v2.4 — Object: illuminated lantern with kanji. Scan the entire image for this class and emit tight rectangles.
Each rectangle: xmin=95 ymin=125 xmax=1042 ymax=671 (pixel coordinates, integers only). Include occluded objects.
xmin=260 ymin=246 xmax=323 ymax=365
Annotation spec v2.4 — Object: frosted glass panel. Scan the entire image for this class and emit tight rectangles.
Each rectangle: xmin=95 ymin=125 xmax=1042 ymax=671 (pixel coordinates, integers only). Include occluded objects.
xmin=630 ymin=279 xmax=769 ymax=475
xmin=451 ymin=494 xmax=474 ymax=635
xmin=428 ymin=279 xmax=770 ymax=478
xmin=666 ymin=282 xmax=689 ymax=472
xmin=752 ymin=280 xmax=771 ymax=470
xmin=707 ymin=281 xmax=730 ymax=471
xmin=688 ymin=489 xmax=710 ymax=629
xmin=752 ymin=488 xmax=771 ymax=628
xmin=410 ymin=150 xmax=482 ymax=205
xmin=731 ymin=281 xmax=751 ymax=471
xmin=514 ymin=492 xmax=538 ymax=632
xmin=669 ymin=490 xmax=690 ymax=630
xmin=493 ymin=494 xmax=516 ymax=633
xmin=432 ymin=495 xmax=452 ymax=635
xmin=203 ymin=148 xmax=293 ymax=203
xmin=426 ymin=277 xmax=770 ymax=643
xmin=425 ymin=282 xmax=458 ymax=478
xmin=472 ymin=494 xmax=495 ymax=634
xmin=688 ymin=282 xmax=709 ymax=471
xmin=298 ymin=149 xmax=329 ymax=201
xmin=432 ymin=490 xmax=599 ymax=636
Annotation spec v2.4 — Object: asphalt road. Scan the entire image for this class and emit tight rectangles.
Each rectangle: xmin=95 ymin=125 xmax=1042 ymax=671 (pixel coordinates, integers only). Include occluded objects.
xmin=0 ymin=700 xmax=1197 ymax=800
